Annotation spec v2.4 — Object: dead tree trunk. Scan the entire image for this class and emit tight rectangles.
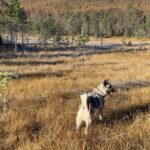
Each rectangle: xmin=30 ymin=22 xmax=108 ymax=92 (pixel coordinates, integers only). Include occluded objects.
xmin=44 ymin=36 xmax=47 ymax=51
xmin=15 ymin=33 xmax=17 ymax=53
xmin=0 ymin=34 xmax=2 ymax=50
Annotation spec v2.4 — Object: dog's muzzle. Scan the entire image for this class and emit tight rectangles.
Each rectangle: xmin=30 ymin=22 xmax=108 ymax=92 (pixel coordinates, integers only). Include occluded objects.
xmin=107 ymin=87 xmax=116 ymax=94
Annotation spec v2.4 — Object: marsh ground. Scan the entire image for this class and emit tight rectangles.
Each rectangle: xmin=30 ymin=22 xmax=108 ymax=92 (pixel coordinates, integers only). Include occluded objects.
xmin=0 ymin=42 xmax=150 ymax=149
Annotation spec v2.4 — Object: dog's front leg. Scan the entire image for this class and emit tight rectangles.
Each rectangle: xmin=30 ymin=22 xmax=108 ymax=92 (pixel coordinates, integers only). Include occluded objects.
xmin=99 ymin=109 xmax=103 ymax=121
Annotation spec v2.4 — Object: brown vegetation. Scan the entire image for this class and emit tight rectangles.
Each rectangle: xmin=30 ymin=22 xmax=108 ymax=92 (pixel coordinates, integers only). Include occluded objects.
xmin=0 ymin=46 xmax=150 ymax=149
xmin=19 ymin=0 xmax=150 ymax=18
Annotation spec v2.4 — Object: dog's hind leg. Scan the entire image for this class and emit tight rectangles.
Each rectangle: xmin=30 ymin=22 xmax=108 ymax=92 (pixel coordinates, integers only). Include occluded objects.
xmin=84 ymin=104 xmax=93 ymax=135
xmin=76 ymin=108 xmax=83 ymax=133
xmin=85 ymin=117 xmax=92 ymax=135
xmin=76 ymin=117 xmax=82 ymax=133
xmin=85 ymin=123 xmax=89 ymax=135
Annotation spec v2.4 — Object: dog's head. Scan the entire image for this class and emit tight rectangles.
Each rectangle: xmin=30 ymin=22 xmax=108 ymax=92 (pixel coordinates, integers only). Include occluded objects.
xmin=103 ymin=79 xmax=116 ymax=95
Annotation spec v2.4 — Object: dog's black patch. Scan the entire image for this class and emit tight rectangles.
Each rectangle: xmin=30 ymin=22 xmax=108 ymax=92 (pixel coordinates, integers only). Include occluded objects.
xmin=87 ymin=94 xmax=104 ymax=111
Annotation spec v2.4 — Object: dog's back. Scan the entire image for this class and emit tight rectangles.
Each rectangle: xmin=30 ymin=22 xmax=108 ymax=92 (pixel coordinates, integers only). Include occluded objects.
xmin=87 ymin=94 xmax=104 ymax=111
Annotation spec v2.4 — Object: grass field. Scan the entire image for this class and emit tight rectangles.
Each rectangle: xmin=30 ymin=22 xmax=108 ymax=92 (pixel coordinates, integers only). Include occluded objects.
xmin=0 ymin=48 xmax=150 ymax=149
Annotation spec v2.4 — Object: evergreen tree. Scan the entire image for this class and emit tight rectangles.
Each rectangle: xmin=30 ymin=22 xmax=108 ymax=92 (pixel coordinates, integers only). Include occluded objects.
xmin=89 ymin=10 xmax=99 ymax=36
xmin=81 ymin=14 xmax=90 ymax=35
xmin=134 ymin=24 xmax=146 ymax=50
xmin=115 ymin=16 xmax=124 ymax=36
xmin=145 ymin=14 xmax=150 ymax=37
xmin=65 ymin=12 xmax=82 ymax=37
xmin=53 ymin=22 xmax=63 ymax=48
xmin=99 ymin=10 xmax=109 ymax=37
xmin=38 ymin=13 xmax=56 ymax=51
xmin=3 ymin=0 xmax=27 ymax=52
xmin=66 ymin=14 xmax=77 ymax=42
xmin=124 ymin=4 xmax=144 ymax=36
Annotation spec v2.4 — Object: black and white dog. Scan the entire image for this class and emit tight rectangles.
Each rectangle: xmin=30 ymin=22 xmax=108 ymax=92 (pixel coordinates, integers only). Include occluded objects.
xmin=76 ymin=79 xmax=115 ymax=135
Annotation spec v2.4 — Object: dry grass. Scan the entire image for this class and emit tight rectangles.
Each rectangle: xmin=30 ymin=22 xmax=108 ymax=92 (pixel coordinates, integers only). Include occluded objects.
xmin=0 ymin=49 xmax=150 ymax=150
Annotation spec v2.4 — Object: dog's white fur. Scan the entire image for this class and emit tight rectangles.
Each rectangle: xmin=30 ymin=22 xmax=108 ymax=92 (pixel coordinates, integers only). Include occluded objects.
xmin=76 ymin=93 xmax=92 ymax=135
xmin=76 ymin=81 xmax=113 ymax=135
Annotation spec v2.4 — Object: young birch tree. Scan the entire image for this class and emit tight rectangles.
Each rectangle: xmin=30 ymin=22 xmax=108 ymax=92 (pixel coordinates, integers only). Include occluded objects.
xmin=75 ymin=33 xmax=89 ymax=73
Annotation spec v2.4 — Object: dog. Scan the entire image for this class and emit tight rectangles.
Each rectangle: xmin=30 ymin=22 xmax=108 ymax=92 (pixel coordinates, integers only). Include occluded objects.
xmin=76 ymin=79 xmax=115 ymax=135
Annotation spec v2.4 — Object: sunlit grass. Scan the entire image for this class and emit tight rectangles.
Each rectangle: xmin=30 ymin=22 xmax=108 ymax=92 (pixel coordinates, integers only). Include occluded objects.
xmin=0 ymin=49 xmax=150 ymax=149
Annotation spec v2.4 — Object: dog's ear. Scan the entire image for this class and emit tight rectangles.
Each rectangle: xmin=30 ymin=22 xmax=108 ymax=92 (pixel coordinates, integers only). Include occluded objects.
xmin=104 ymin=80 xmax=107 ymax=86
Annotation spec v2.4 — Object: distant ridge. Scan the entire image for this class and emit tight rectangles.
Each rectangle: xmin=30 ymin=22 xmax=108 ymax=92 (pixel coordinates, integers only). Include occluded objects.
xmin=0 ymin=0 xmax=149 ymax=18
xmin=19 ymin=0 xmax=150 ymax=18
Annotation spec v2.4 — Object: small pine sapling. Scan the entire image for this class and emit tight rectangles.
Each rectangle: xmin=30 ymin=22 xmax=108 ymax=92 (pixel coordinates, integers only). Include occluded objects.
xmin=0 ymin=72 xmax=14 ymax=112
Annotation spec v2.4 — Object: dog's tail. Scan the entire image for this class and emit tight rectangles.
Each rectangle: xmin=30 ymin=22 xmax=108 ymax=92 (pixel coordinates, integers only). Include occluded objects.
xmin=80 ymin=93 xmax=92 ymax=112
xmin=80 ymin=93 xmax=88 ymax=107
xmin=87 ymin=96 xmax=92 ymax=112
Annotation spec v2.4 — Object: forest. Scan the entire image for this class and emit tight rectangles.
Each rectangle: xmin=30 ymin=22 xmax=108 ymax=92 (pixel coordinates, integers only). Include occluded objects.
xmin=0 ymin=0 xmax=150 ymax=40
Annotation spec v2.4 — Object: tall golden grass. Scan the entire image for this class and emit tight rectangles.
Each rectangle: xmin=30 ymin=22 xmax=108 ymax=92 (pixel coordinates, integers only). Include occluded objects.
xmin=0 ymin=49 xmax=150 ymax=149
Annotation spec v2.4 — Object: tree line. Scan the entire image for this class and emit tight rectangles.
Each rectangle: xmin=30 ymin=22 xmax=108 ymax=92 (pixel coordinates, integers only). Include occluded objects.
xmin=0 ymin=0 xmax=150 ymax=51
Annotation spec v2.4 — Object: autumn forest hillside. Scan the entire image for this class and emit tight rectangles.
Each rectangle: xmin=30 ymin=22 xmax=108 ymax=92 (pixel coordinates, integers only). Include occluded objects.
xmin=20 ymin=0 xmax=150 ymax=18
xmin=0 ymin=0 xmax=150 ymax=48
